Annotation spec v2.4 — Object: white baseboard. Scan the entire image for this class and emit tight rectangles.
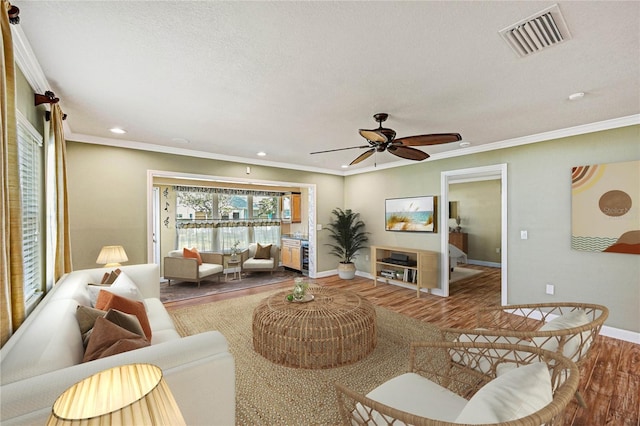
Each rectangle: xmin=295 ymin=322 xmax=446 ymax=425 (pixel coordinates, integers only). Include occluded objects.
xmin=600 ymin=326 xmax=640 ymax=344
xmin=467 ymin=259 xmax=501 ymax=268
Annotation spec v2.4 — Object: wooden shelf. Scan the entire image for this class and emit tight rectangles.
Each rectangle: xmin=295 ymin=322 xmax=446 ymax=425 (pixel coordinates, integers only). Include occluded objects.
xmin=371 ymin=245 xmax=439 ymax=298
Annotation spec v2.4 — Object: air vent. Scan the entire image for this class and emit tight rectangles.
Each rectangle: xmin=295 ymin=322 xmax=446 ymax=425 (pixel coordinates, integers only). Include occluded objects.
xmin=499 ymin=4 xmax=571 ymax=57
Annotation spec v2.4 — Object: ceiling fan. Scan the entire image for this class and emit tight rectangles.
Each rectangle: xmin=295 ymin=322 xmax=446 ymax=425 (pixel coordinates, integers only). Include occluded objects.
xmin=311 ymin=113 xmax=462 ymax=165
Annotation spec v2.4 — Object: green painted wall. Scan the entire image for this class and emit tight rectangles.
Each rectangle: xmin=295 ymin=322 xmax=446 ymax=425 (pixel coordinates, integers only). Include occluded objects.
xmin=65 ymin=142 xmax=344 ymax=273
xmin=344 ymin=125 xmax=640 ymax=332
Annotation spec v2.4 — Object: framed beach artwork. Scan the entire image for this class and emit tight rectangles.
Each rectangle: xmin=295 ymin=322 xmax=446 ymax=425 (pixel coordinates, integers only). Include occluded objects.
xmin=385 ymin=196 xmax=437 ymax=233
xmin=571 ymin=160 xmax=640 ymax=254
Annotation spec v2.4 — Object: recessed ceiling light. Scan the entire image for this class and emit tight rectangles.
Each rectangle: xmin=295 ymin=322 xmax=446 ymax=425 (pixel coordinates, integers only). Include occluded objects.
xmin=341 ymin=164 xmax=349 ymax=168
xmin=109 ymin=127 xmax=126 ymax=134
xmin=459 ymin=141 xmax=471 ymax=147
xmin=257 ymin=151 xmax=267 ymax=157
xmin=568 ymin=92 xmax=585 ymax=101
xmin=171 ymin=137 xmax=190 ymax=144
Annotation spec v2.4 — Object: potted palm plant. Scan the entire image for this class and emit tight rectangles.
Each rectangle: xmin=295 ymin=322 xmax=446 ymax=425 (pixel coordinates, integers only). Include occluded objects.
xmin=326 ymin=208 xmax=369 ymax=279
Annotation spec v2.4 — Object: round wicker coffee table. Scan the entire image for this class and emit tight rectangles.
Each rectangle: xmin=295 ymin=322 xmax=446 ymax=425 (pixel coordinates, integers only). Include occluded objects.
xmin=252 ymin=286 xmax=377 ymax=369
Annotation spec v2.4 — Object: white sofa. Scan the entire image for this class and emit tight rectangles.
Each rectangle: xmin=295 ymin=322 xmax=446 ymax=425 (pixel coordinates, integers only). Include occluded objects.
xmin=0 ymin=264 xmax=235 ymax=426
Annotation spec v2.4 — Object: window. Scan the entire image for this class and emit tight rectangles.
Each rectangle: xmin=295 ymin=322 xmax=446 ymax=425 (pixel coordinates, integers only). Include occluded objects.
xmin=17 ymin=114 xmax=44 ymax=310
xmin=174 ymin=188 xmax=281 ymax=252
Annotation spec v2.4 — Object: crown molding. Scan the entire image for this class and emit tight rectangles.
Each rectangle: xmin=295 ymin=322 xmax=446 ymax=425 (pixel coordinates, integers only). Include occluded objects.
xmin=11 ymin=24 xmax=49 ymax=93
xmin=13 ymin=23 xmax=638 ymax=176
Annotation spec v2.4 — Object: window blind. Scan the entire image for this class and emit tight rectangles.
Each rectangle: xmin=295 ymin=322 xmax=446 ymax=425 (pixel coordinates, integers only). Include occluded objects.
xmin=17 ymin=116 xmax=44 ymax=306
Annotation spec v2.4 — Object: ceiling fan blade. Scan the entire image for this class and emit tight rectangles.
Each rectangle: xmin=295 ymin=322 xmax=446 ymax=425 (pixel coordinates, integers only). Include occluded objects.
xmin=387 ymin=145 xmax=430 ymax=161
xmin=310 ymin=145 xmax=370 ymax=155
xmin=350 ymin=149 xmax=375 ymax=165
xmin=394 ymin=133 xmax=462 ymax=146
xmin=359 ymin=129 xmax=388 ymax=143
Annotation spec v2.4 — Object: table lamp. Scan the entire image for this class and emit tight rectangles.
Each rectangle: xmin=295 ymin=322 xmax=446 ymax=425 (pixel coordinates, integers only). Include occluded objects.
xmin=96 ymin=245 xmax=128 ymax=267
xmin=47 ymin=363 xmax=186 ymax=425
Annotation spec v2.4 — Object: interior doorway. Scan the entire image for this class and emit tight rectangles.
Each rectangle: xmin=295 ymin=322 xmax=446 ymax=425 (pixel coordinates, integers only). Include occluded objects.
xmin=439 ymin=164 xmax=508 ymax=305
xmin=145 ymin=170 xmax=318 ymax=278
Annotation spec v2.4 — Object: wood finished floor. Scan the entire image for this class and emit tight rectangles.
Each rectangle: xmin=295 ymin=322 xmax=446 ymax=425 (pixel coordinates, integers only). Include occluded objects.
xmin=165 ymin=265 xmax=639 ymax=426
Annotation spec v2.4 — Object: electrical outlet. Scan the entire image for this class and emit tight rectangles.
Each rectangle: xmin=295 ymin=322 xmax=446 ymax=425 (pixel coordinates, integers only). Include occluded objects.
xmin=365 ymin=255 xmax=369 ymax=261
xmin=546 ymin=284 xmax=555 ymax=295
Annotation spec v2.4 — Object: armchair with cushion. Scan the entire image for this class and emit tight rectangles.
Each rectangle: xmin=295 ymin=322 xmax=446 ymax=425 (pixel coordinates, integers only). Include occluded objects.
xmin=335 ymin=341 xmax=579 ymax=425
xmin=164 ymin=248 xmax=224 ymax=287
xmin=240 ymin=243 xmax=280 ymax=274
xmin=440 ymin=302 xmax=608 ymax=407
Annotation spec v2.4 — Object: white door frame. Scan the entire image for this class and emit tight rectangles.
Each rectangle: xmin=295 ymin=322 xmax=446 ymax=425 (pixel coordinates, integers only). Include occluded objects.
xmin=438 ymin=164 xmax=508 ymax=305
xmin=145 ymin=170 xmax=318 ymax=278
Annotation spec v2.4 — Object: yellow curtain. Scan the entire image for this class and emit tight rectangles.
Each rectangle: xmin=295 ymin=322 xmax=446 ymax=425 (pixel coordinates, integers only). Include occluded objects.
xmin=0 ymin=0 xmax=24 ymax=346
xmin=50 ymin=103 xmax=72 ymax=281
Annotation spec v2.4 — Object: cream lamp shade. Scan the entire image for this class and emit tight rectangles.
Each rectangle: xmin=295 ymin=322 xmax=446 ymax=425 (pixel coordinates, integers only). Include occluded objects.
xmin=47 ymin=363 xmax=186 ymax=425
xmin=96 ymin=245 xmax=128 ymax=267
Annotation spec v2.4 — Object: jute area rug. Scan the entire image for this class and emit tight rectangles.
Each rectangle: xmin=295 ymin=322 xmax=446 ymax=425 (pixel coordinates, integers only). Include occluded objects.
xmin=169 ymin=289 xmax=442 ymax=425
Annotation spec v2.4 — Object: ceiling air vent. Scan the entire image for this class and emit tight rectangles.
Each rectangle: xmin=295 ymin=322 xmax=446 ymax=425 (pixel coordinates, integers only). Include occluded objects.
xmin=499 ymin=4 xmax=571 ymax=58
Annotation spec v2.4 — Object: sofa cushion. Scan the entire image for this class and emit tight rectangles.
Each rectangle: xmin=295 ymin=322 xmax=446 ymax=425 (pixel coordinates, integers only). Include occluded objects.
xmin=455 ymin=362 xmax=553 ymax=423
xmin=254 ymin=243 xmax=272 ymax=259
xmin=0 ymin=299 xmax=84 ymax=385
xmin=183 ymin=247 xmax=203 ymax=265
xmin=83 ymin=317 xmax=150 ymax=362
xmin=96 ymin=291 xmax=152 ymax=340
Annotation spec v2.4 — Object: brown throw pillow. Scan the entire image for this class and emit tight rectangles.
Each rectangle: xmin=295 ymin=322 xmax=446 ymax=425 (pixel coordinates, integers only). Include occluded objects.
xmin=104 ymin=309 xmax=146 ymax=338
xmin=95 ymin=290 xmax=152 ymax=340
xmin=254 ymin=243 xmax=272 ymax=259
xmin=100 ymin=269 xmax=121 ymax=284
xmin=183 ymin=247 xmax=203 ymax=265
xmin=83 ymin=316 xmax=149 ymax=362
xmin=76 ymin=305 xmax=107 ymax=334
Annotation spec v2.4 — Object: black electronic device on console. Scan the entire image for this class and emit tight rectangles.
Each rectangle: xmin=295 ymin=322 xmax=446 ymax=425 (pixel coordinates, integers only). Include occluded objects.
xmin=381 ymin=252 xmax=416 ymax=266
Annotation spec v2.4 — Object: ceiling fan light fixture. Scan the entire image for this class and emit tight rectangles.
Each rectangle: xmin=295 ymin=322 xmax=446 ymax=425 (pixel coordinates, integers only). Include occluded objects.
xmin=568 ymin=92 xmax=585 ymax=101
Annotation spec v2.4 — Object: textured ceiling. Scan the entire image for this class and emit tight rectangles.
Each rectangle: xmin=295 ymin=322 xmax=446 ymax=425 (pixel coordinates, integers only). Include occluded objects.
xmin=15 ymin=1 xmax=640 ymax=174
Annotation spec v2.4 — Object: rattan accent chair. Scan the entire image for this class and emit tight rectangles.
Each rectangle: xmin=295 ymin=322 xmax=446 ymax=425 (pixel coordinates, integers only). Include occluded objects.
xmin=335 ymin=341 xmax=579 ymax=425
xmin=440 ymin=302 xmax=608 ymax=407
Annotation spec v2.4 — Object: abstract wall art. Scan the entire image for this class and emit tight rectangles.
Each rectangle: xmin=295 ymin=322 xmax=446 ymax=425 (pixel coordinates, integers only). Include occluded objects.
xmin=571 ymin=160 xmax=640 ymax=254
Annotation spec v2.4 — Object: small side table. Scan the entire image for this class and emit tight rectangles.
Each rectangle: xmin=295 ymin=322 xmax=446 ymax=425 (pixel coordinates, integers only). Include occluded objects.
xmin=226 ymin=259 xmax=241 ymax=281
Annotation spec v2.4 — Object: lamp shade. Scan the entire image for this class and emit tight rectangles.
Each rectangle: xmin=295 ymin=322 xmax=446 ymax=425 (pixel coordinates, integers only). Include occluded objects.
xmin=96 ymin=245 xmax=128 ymax=267
xmin=47 ymin=363 xmax=186 ymax=425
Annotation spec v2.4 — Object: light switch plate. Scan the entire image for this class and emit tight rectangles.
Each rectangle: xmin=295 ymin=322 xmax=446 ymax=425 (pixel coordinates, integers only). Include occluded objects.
xmin=520 ymin=230 xmax=528 ymax=240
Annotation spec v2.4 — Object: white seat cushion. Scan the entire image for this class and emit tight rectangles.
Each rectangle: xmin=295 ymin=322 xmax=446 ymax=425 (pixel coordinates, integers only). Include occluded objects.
xmin=360 ymin=372 xmax=468 ymax=424
xmin=146 ymin=299 xmax=177 ymax=333
xmin=199 ymin=263 xmax=223 ymax=276
xmin=243 ymin=258 xmax=274 ymax=270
